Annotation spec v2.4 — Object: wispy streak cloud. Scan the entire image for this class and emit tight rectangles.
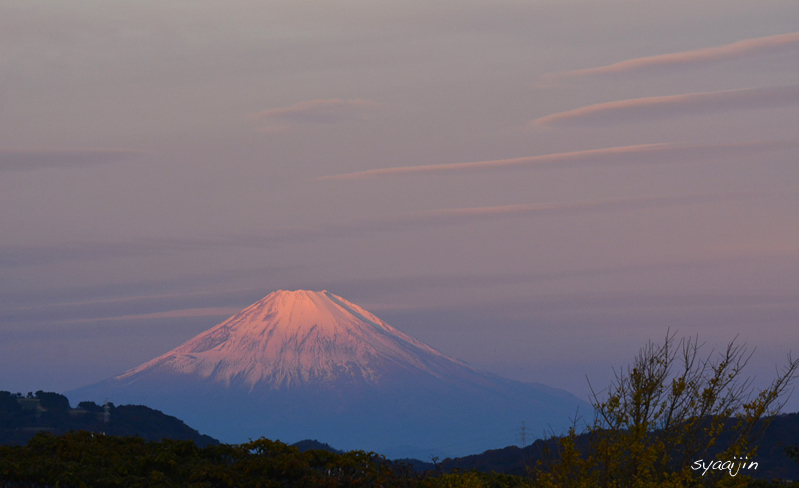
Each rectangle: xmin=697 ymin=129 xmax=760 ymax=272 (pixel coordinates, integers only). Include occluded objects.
xmin=67 ymin=307 xmax=242 ymax=323
xmin=318 ymin=255 xmax=794 ymax=304
xmin=544 ymin=31 xmax=799 ymax=80
xmin=0 ymin=148 xmax=144 ymax=172
xmin=363 ymin=193 xmax=751 ymax=230
xmin=0 ymin=192 xmax=756 ymax=271
xmin=0 ymin=237 xmax=235 ymax=268
xmin=253 ymin=98 xmax=384 ymax=131
xmin=319 ymin=141 xmax=791 ymax=180
xmin=533 ymin=85 xmax=799 ymax=127
xmin=242 ymin=193 xmax=754 ymax=242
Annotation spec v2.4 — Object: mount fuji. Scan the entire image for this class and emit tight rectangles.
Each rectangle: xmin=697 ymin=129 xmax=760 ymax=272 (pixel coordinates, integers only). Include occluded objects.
xmin=69 ymin=290 xmax=589 ymax=458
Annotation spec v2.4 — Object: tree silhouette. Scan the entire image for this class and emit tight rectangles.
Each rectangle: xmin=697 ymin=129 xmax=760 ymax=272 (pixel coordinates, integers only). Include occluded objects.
xmin=535 ymin=332 xmax=798 ymax=488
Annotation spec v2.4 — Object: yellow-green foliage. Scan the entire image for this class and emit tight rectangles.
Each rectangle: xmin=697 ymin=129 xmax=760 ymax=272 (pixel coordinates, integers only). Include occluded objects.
xmin=420 ymin=471 xmax=533 ymax=488
xmin=532 ymin=333 xmax=798 ymax=488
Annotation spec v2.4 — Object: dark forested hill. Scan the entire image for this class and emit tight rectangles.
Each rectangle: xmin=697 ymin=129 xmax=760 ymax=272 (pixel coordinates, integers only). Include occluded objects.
xmin=0 ymin=390 xmax=217 ymax=447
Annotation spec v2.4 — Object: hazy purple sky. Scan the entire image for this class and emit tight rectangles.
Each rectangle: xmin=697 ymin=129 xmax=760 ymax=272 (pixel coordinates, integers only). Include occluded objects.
xmin=1 ymin=1 xmax=798 ymax=415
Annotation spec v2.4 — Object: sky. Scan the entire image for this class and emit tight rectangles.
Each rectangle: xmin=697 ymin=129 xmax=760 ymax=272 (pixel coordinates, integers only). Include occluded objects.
xmin=1 ymin=0 xmax=798 ymax=418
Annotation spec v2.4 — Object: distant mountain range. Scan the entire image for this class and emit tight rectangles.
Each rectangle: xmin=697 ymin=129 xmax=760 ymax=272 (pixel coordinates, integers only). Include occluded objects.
xmin=68 ymin=289 xmax=590 ymax=458
xmin=0 ymin=390 xmax=217 ymax=447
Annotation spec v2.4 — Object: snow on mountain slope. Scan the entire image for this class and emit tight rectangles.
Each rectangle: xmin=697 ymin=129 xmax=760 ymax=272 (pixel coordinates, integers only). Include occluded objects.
xmin=117 ymin=290 xmax=475 ymax=389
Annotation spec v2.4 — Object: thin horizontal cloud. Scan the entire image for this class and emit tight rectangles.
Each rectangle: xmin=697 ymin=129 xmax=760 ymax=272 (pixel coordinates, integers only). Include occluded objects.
xmin=70 ymin=307 xmax=242 ymax=323
xmin=533 ymin=85 xmax=799 ymax=127
xmin=247 ymin=193 xmax=752 ymax=242
xmin=544 ymin=31 xmax=799 ymax=81
xmin=0 ymin=242 xmax=165 ymax=268
xmin=0 ymin=237 xmax=235 ymax=268
xmin=212 ymin=193 xmax=753 ymax=249
xmin=256 ymin=125 xmax=292 ymax=134
xmin=253 ymin=99 xmax=384 ymax=130
xmin=1 ymin=308 xmax=240 ymax=329
xmin=0 ymin=232 xmax=296 ymax=270
xmin=365 ymin=193 xmax=751 ymax=230
xmin=318 ymin=140 xmax=792 ymax=180
xmin=0 ymin=148 xmax=144 ymax=172
xmin=0 ymin=194 xmax=755 ymax=270
xmin=0 ymin=263 xmax=298 ymax=311
xmin=315 ymin=254 xmax=794 ymax=305
xmin=4 ymin=288 xmax=254 ymax=315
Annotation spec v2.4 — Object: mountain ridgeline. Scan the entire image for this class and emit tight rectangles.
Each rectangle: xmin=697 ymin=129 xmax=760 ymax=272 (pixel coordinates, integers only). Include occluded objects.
xmin=0 ymin=390 xmax=217 ymax=447
xmin=68 ymin=290 xmax=589 ymax=458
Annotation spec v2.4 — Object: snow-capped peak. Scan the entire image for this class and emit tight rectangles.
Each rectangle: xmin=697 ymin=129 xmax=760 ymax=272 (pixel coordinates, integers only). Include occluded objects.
xmin=116 ymin=290 xmax=470 ymax=390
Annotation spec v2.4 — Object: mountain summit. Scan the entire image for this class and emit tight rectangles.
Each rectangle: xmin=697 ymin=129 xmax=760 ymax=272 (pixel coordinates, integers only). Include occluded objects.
xmin=71 ymin=290 xmax=589 ymax=458
xmin=120 ymin=290 xmax=471 ymax=390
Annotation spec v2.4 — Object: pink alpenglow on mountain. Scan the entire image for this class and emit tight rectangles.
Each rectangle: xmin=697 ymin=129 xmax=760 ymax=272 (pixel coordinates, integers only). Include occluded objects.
xmin=70 ymin=290 xmax=589 ymax=458
xmin=120 ymin=290 xmax=471 ymax=388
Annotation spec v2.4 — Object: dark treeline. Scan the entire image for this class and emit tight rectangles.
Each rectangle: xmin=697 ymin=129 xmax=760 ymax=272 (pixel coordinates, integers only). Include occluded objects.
xmin=0 ymin=431 xmax=526 ymax=488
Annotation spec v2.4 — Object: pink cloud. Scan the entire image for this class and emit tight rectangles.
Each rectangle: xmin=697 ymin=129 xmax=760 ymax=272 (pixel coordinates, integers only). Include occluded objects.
xmin=532 ymin=85 xmax=799 ymax=127
xmin=253 ymin=99 xmax=384 ymax=131
xmin=545 ymin=31 xmax=799 ymax=80
xmin=318 ymin=141 xmax=790 ymax=180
